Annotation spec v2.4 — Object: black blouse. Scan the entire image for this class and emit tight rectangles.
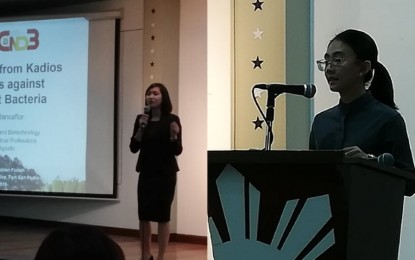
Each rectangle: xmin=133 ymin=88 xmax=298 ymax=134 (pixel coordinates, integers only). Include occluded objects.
xmin=309 ymin=92 xmax=414 ymax=169
xmin=130 ymin=113 xmax=183 ymax=173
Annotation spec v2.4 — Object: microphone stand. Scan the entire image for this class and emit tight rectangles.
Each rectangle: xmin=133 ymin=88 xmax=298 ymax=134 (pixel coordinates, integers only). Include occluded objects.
xmin=264 ymin=89 xmax=279 ymax=150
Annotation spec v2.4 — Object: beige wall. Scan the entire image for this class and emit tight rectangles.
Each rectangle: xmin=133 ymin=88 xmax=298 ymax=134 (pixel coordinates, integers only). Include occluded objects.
xmin=143 ymin=0 xmax=180 ymax=105
xmin=233 ymin=0 xmax=286 ymax=150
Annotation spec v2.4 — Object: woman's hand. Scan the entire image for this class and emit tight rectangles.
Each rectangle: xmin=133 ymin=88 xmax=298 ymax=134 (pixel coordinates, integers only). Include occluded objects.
xmin=343 ymin=146 xmax=370 ymax=159
xmin=139 ymin=114 xmax=149 ymax=128
xmin=170 ymin=121 xmax=180 ymax=141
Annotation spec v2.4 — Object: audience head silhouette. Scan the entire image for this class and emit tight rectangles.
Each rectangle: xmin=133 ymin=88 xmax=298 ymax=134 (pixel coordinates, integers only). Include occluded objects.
xmin=34 ymin=225 xmax=125 ymax=260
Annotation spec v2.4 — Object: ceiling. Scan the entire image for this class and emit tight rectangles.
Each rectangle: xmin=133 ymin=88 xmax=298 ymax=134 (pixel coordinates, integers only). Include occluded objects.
xmin=0 ymin=0 xmax=105 ymax=16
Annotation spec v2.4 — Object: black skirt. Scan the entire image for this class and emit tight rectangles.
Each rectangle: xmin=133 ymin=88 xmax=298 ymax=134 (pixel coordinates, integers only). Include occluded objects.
xmin=137 ymin=169 xmax=177 ymax=222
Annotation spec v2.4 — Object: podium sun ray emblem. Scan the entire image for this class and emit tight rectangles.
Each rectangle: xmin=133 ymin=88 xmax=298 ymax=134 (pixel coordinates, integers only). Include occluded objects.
xmin=209 ymin=164 xmax=335 ymax=259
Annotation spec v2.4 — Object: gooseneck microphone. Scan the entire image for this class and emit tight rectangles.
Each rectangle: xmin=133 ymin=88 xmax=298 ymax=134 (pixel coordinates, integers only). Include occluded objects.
xmin=254 ymin=83 xmax=317 ymax=98
xmin=252 ymin=83 xmax=316 ymax=150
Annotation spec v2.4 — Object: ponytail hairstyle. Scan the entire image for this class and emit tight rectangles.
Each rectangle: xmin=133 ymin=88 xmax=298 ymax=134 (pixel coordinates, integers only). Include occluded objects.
xmin=330 ymin=29 xmax=397 ymax=109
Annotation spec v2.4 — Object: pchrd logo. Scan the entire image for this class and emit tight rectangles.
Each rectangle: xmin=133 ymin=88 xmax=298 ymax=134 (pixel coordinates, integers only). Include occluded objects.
xmin=0 ymin=29 xmax=39 ymax=51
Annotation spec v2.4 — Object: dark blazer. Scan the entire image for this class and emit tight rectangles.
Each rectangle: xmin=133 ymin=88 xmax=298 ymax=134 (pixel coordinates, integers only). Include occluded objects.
xmin=309 ymin=92 xmax=414 ymax=169
xmin=130 ymin=113 xmax=183 ymax=173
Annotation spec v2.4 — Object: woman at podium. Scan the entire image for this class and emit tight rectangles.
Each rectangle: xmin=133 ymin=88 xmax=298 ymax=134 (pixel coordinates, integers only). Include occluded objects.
xmin=310 ymin=29 xmax=414 ymax=169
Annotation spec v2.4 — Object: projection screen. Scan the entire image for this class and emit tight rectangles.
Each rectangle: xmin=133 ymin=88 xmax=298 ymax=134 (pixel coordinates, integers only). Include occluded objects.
xmin=0 ymin=13 xmax=120 ymax=198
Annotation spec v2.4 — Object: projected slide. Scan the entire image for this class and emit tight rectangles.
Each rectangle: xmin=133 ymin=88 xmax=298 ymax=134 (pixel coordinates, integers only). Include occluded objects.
xmin=0 ymin=18 xmax=89 ymax=193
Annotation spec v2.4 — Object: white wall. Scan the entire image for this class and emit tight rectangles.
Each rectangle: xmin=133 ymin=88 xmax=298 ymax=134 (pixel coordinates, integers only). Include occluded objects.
xmin=312 ymin=0 xmax=360 ymax=113
xmin=0 ymin=0 xmax=207 ymax=239
xmin=207 ymin=0 xmax=232 ymax=150
xmin=177 ymin=0 xmax=207 ymax=237
xmin=313 ymin=1 xmax=415 ymax=258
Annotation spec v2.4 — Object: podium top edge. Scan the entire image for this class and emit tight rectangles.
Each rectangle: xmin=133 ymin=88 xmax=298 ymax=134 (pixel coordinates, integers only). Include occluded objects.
xmin=208 ymin=150 xmax=344 ymax=163
xmin=207 ymin=149 xmax=415 ymax=178
xmin=208 ymin=150 xmax=415 ymax=196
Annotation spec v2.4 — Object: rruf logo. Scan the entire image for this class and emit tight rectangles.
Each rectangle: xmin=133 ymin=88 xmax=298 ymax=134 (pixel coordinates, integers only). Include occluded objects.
xmin=0 ymin=29 xmax=39 ymax=51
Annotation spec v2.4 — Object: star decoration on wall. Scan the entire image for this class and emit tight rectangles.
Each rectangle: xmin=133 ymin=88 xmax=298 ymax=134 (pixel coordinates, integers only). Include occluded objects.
xmin=252 ymin=116 xmax=264 ymax=129
xmin=252 ymin=0 xmax=264 ymax=11
xmin=253 ymin=88 xmax=264 ymax=98
xmin=146 ymin=5 xmax=158 ymax=82
xmin=253 ymin=27 xmax=264 ymax=40
xmin=252 ymin=56 xmax=264 ymax=69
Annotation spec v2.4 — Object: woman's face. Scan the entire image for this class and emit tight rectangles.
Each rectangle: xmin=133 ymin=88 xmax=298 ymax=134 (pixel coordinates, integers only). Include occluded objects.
xmin=145 ymin=86 xmax=163 ymax=109
xmin=324 ymin=39 xmax=364 ymax=95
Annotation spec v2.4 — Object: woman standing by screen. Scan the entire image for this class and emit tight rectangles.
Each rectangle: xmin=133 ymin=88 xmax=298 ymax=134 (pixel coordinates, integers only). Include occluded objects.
xmin=130 ymin=83 xmax=183 ymax=260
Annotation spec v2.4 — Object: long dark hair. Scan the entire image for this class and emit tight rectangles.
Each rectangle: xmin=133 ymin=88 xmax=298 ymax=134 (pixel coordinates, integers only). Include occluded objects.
xmin=145 ymin=82 xmax=173 ymax=115
xmin=330 ymin=29 xmax=397 ymax=109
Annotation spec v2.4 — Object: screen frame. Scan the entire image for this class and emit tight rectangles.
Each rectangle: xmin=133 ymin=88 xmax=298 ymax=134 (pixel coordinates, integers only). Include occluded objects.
xmin=0 ymin=11 xmax=121 ymax=199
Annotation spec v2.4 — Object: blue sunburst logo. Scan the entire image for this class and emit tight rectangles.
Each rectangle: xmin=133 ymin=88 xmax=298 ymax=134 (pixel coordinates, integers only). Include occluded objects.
xmin=209 ymin=164 xmax=335 ymax=259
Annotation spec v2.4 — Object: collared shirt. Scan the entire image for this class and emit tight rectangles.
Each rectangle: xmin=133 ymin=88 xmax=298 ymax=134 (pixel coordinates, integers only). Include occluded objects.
xmin=309 ymin=92 xmax=414 ymax=169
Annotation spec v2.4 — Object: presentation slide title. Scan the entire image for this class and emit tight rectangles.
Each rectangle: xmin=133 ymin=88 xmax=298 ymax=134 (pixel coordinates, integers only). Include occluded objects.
xmin=0 ymin=17 xmax=89 ymax=193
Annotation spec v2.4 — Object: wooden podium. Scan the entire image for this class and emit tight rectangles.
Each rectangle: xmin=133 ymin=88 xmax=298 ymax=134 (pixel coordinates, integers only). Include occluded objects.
xmin=208 ymin=150 xmax=415 ymax=259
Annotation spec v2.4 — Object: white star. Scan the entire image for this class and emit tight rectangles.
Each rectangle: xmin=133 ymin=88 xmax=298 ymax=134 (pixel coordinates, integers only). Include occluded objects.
xmin=253 ymin=27 xmax=264 ymax=40
xmin=253 ymin=88 xmax=264 ymax=98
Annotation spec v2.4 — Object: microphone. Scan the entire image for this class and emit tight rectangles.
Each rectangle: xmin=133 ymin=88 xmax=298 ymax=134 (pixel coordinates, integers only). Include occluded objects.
xmin=140 ymin=105 xmax=151 ymax=128
xmin=368 ymin=153 xmax=395 ymax=166
xmin=254 ymin=83 xmax=316 ymax=98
